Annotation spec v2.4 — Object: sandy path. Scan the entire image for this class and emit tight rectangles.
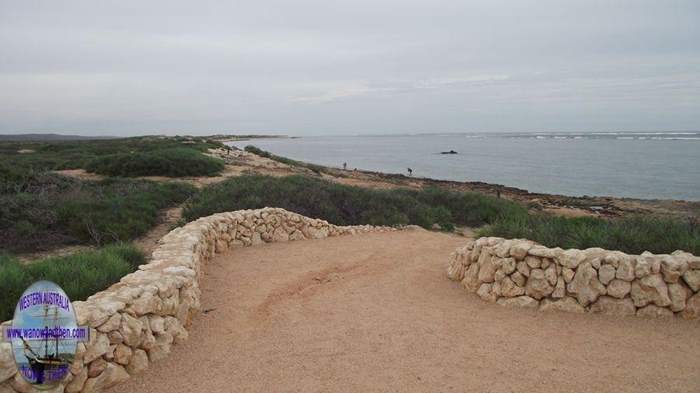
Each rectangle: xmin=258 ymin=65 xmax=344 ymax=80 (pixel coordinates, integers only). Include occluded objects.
xmin=117 ymin=231 xmax=700 ymax=393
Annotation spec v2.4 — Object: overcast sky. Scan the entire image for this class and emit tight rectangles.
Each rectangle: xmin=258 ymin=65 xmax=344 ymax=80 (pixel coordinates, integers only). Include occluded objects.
xmin=0 ymin=0 xmax=698 ymax=136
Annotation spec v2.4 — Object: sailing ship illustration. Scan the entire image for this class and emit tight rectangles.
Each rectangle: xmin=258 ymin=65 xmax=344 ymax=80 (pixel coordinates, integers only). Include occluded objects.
xmin=19 ymin=303 xmax=72 ymax=385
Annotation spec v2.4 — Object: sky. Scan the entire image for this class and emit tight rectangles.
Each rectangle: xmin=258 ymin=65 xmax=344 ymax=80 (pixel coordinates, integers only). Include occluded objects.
xmin=0 ymin=0 xmax=698 ymax=136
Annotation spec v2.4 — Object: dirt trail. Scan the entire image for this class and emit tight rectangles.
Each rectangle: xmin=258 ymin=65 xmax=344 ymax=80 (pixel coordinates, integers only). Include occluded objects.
xmin=132 ymin=207 xmax=183 ymax=258
xmin=117 ymin=230 xmax=700 ymax=393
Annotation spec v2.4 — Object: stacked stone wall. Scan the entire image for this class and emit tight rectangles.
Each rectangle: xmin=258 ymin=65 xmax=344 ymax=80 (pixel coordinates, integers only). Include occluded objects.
xmin=447 ymin=237 xmax=700 ymax=319
xmin=0 ymin=208 xmax=394 ymax=393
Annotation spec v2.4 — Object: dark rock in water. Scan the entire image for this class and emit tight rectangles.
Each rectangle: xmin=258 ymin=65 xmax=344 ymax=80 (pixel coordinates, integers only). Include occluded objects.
xmin=440 ymin=150 xmax=458 ymax=155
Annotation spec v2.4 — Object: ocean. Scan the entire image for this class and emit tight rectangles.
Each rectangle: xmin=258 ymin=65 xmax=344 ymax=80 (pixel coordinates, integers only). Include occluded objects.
xmin=227 ymin=132 xmax=700 ymax=201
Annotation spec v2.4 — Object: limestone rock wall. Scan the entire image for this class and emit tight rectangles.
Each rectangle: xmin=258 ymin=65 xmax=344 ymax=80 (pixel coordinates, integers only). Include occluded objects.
xmin=0 ymin=208 xmax=395 ymax=393
xmin=447 ymin=237 xmax=700 ymax=319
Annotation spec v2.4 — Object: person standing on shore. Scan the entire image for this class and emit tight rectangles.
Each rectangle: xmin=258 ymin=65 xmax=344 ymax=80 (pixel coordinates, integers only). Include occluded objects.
xmin=407 ymin=168 xmax=413 ymax=177
xmin=343 ymin=162 xmax=347 ymax=170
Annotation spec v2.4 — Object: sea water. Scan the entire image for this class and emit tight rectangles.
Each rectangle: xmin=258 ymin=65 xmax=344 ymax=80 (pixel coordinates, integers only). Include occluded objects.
xmin=227 ymin=132 xmax=700 ymax=201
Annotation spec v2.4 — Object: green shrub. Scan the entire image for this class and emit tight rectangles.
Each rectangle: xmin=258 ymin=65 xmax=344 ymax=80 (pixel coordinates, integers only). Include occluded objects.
xmin=86 ymin=148 xmax=224 ymax=177
xmin=0 ymin=136 xmax=225 ymax=176
xmin=479 ymin=214 xmax=700 ymax=255
xmin=0 ymin=244 xmax=145 ymax=321
xmin=244 ymin=145 xmax=330 ymax=175
xmin=183 ymin=174 xmax=526 ymax=229
xmin=0 ymin=176 xmax=196 ymax=253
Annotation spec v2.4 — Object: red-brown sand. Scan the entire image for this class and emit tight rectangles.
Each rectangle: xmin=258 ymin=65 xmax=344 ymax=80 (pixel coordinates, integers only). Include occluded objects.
xmin=116 ymin=230 xmax=700 ymax=393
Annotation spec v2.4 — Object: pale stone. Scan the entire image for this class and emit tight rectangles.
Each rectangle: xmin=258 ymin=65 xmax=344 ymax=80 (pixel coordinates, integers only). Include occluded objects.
xmin=496 ymin=296 xmax=539 ymax=309
xmin=636 ymin=305 xmax=674 ymax=319
xmin=120 ymin=314 xmax=143 ymax=347
xmin=88 ymin=358 xmax=107 ymax=378
xmin=162 ymin=266 xmax=196 ymax=278
xmin=567 ymin=262 xmax=606 ymax=306
xmin=272 ymin=226 xmax=290 ymax=242
xmin=0 ymin=343 xmax=16 ymax=384
xmin=635 ymin=257 xmax=652 ymax=278
xmin=476 ymin=283 xmax=497 ymax=302
xmin=82 ymin=363 xmax=130 ymax=393
xmin=214 ymin=239 xmax=227 ymax=253
xmin=528 ymin=246 xmax=560 ymax=259
xmin=500 ymin=276 xmax=525 ymax=297
xmin=616 ymin=258 xmax=635 ymax=281
xmin=148 ymin=342 xmax=171 ymax=363
xmin=114 ymin=344 xmax=133 ymax=365
xmin=65 ymin=366 xmax=88 ymax=393
xmin=461 ymin=264 xmax=481 ymax=292
xmin=494 ymin=240 xmax=513 ymax=258
xmin=661 ymin=257 xmax=688 ymax=283
xmin=10 ymin=373 xmax=33 ymax=393
xmin=130 ymin=291 xmax=162 ymax=315
xmin=491 ymin=280 xmax=502 ymax=297
xmin=516 ymin=261 xmax=530 ymax=277
xmin=562 ymin=268 xmax=575 ymax=283
xmin=552 ymin=277 xmax=566 ymax=299
xmin=541 ymin=258 xmax=551 ymax=269
xmin=70 ymin=343 xmax=86 ymax=374
xmin=590 ymin=296 xmax=636 ymax=317
xmin=164 ymin=317 xmax=188 ymax=344
xmin=630 ymin=274 xmax=671 ymax=308
xmin=477 ymin=250 xmax=498 ymax=283
xmin=603 ymin=253 xmax=621 ymax=268
xmin=681 ymin=293 xmax=700 ymax=320
xmin=682 ymin=270 xmax=700 ymax=292
xmin=668 ymin=282 xmax=691 ymax=312
xmin=525 ymin=256 xmax=541 ymax=269
xmin=525 ymin=269 xmax=554 ymax=300
xmin=607 ymin=279 xmax=631 ymax=299
xmin=511 ymin=271 xmax=526 ymax=287
xmin=104 ymin=344 xmax=115 ymax=361
xmin=509 ymin=241 xmax=532 ymax=260
xmin=494 ymin=270 xmax=506 ymax=283
xmin=108 ymin=330 xmax=123 ymax=344
xmin=558 ymin=249 xmax=586 ymax=269
xmin=84 ymin=333 xmax=110 ymax=364
xmin=97 ymin=313 xmax=121 ymax=333
xmin=149 ymin=316 xmax=165 ymax=334
xmin=544 ymin=265 xmax=557 ymax=286
xmin=598 ymin=265 xmax=616 ymax=285
xmin=539 ymin=297 xmax=585 ymax=314
xmin=501 ymin=257 xmax=517 ymax=274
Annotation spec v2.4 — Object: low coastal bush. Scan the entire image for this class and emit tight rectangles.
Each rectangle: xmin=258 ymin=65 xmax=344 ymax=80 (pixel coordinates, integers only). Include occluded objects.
xmin=0 ymin=244 xmax=145 ymax=321
xmin=0 ymin=175 xmax=196 ymax=253
xmin=244 ymin=145 xmax=330 ymax=175
xmin=479 ymin=214 xmax=700 ymax=255
xmin=0 ymin=136 xmax=225 ymax=175
xmin=86 ymin=148 xmax=224 ymax=177
xmin=183 ymin=174 xmax=526 ymax=229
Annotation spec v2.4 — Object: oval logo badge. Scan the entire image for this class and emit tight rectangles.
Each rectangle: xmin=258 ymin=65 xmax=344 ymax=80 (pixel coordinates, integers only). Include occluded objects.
xmin=3 ymin=281 xmax=89 ymax=389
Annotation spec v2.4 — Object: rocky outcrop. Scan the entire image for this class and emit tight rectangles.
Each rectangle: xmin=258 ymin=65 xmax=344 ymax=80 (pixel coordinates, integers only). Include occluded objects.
xmin=0 ymin=208 xmax=395 ymax=392
xmin=447 ymin=237 xmax=700 ymax=320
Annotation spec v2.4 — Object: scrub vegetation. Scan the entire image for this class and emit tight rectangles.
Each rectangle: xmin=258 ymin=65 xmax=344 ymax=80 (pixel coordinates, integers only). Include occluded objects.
xmin=85 ymin=147 xmax=224 ymax=177
xmin=479 ymin=214 xmax=700 ymax=255
xmin=185 ymin=174 xmax=700 ymax=255
xmin=244 ymin=145 xmax=332 ymax=175
xmin=0 ymin=244 xmax=145 ymax=321
xmin=0 ymin=135 xmax=225 ymax=178
xmin=0 ymin=172 xmax=195 ymax=253
xmin=183 ymin=174 xmax=527 ymax=230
